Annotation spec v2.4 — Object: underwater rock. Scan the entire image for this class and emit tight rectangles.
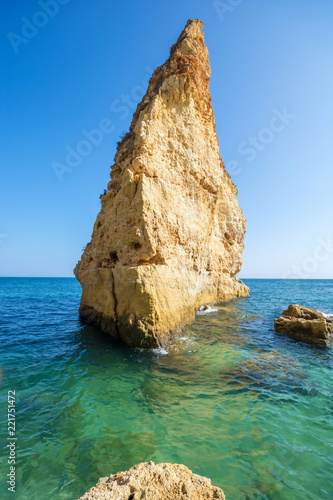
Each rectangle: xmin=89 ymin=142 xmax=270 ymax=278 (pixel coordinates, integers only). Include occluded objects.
xmin=74 ymin=19 xmax=248 ymax=348
xmin=77 ymin=461 xmax=225 ymax=500
xmin=274 ymin=304 xmax=333 ymax=345
xmin=222 ymin=350 xmax=305 ymax=389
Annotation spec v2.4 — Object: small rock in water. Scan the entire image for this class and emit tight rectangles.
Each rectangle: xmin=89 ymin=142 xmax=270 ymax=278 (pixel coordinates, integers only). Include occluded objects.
xmin=274 ymin=304 xmax=333 ymax=345
xmin=77 ymin=461 xmax=225 ymax=500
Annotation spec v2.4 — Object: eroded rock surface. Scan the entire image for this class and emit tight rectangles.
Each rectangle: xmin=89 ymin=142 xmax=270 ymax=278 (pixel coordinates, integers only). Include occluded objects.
xmin=74 ymin=19 xmax=248 ymax=347
xmin=77 ymin=461 xmax=225 ymax=500
xmin=274 ymin=304 xmax=333 ymax=345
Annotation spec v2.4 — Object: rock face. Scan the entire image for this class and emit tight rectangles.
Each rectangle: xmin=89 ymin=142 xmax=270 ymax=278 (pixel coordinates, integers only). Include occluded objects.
xmin=74 ymin=19 xmax=248 ymax=347
xmin=274 ymin=304 xmax=333 ymax=345
xmin=77 ymin=461 xmax=225 ymax=500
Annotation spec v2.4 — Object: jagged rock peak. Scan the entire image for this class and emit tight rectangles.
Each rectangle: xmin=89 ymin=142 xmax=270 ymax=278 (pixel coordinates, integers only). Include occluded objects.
xmin=112 ymin=19 xmax=214 ymax=171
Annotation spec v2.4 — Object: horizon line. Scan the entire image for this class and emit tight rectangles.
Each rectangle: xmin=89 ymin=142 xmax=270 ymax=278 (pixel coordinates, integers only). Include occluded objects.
xmin=0 ymin=276 xmax=333 ymax=280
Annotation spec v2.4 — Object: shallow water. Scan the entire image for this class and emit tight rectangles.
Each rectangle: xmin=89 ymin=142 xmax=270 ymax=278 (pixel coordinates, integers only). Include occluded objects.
xmin=0 ymin=278 xmax=332 ymax=499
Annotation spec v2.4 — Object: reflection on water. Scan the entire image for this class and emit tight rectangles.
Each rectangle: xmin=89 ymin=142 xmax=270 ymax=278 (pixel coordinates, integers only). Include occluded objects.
xmin=0 ymin=278 xmax=332 ymax=500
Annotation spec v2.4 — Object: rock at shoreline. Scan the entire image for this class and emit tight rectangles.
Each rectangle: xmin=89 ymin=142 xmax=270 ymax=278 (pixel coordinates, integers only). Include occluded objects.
xmin=77 ymin=461 xmax=225 ymax=500
xmin=74 ymin=19 xmax=248 ymax=348
xmin=274 ymin=304 xmax=333 ymax=345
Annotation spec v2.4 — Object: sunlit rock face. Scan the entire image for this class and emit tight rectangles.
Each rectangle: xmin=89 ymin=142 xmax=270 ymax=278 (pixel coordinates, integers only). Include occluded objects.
xmin=74 ymin=19 xmax=248 ymax=348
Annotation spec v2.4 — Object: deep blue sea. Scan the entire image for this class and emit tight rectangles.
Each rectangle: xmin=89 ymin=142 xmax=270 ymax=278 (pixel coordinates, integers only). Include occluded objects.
xmin=0 ymin=278 xmax=332 ymax=500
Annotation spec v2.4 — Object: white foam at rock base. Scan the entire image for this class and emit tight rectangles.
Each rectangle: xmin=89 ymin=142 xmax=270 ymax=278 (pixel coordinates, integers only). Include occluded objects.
xmin=196 ymin=306 xmax=219 ymax=315
xmin=152 ymin=347 xmax=168 ymax=355
xmin=321 ymin=312 xmax=333 ymax=319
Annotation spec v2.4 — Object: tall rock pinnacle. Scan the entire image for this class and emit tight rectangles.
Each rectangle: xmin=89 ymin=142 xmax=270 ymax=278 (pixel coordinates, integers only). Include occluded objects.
xmin=74 ymin=19 xmax=249 ymax=347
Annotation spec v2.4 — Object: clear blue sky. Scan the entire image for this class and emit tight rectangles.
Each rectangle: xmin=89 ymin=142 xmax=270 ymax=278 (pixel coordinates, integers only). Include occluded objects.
xmin=1 ymin=0 xmax=333 ymax=278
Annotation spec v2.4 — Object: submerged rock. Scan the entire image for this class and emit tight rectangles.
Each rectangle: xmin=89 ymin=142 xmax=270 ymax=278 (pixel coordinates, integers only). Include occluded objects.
xmin=222 ymin=350 xmax=305 ymax=389
xmin=74 ymin=19 xmax=248 ymax=348
xmin=274 ymin=304 xmax=333 ymax=345
xmin=77 ymin=461 xmax=225 ymax=500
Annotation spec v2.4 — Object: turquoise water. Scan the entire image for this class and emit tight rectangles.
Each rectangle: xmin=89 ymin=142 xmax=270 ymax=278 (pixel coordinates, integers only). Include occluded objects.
xmin=0 ymin=278 xmax=332 ymax=499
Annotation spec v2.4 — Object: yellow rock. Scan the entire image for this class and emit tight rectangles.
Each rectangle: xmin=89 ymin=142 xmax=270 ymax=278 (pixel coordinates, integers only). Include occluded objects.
xmin=74 ymin=19 xmax=249 ymax=347
xmin=77 ymin=461 xmax=225 ymax=500
xmin=274 ymin=304 xmax=333 ymax=345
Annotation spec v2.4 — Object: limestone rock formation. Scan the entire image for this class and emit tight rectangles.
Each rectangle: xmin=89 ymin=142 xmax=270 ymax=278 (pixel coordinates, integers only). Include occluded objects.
xmin=274 ymin=304 xmax=333 ymax=345
xmin=74 ymin=19 xmax=249 ymax=347
xmin=77 ymin=461 xmax=225 ymax=500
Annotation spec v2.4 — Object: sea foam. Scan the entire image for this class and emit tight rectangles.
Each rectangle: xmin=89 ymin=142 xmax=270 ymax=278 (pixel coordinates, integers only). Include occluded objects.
xmin=196 ymin=305 xmax=219 ymax=315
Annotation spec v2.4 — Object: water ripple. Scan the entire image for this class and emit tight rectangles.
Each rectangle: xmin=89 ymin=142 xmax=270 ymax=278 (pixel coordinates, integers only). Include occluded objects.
xmin=0 ymin=278 xmax=332 ymax=499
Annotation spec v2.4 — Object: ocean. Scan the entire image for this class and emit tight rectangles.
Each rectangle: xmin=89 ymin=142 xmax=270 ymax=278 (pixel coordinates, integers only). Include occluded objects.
xmin=0 ymin=278 xmax=332 ymax=499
